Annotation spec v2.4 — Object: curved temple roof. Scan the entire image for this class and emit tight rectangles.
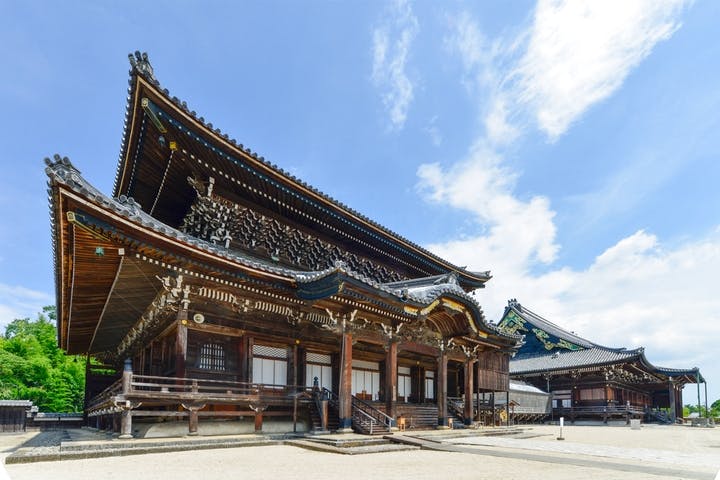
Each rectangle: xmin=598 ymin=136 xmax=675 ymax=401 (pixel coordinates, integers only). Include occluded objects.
xmin=46 ymin=155 xmax=520 ymax=353
xmin=498 ymin=299 xmax=703 ymax=384
xmin=114 ymin=51 xmax=491 ymax=290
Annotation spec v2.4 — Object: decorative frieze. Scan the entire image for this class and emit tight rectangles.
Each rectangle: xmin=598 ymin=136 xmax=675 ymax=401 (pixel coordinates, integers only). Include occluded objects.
xmin=179 ymin=176 xmax=405 ymax=284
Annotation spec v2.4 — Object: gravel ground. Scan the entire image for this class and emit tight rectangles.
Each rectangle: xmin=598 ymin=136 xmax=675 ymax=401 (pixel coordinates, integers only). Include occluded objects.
xmin=2 ymin=425 xmax=719 ymax=480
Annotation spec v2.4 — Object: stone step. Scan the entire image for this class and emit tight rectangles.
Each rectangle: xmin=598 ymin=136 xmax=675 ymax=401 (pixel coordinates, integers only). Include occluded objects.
xmin=287 ymin=438 xmax=419 ymax=455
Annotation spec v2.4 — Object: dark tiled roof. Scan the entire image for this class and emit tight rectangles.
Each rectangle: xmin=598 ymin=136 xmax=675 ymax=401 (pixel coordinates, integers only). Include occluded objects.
xmin=295 ymin=260 xmax=518 ymax=339
xmin=46 ymin=155 xmax=517 ymax=344
xmin=510 ymin=348 xmax=642 ymax=375
xmin=655 ymin=366 xmax=703 ymax=381
xmin=116 ymin=51 xmax=490 ymax=287
xmin=503 ymin=299 xmax=703 ymax=383
xmin=47 ymin=155 xmax=305 ymax=280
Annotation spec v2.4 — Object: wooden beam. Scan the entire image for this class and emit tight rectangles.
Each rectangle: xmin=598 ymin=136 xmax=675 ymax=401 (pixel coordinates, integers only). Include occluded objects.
xmin=187 ymin=322 xmax=245 ymax=337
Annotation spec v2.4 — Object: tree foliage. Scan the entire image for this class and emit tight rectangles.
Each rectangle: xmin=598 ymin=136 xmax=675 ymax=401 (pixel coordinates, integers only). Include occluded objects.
xmin=0 ymin=306 xmax=85 ymax=412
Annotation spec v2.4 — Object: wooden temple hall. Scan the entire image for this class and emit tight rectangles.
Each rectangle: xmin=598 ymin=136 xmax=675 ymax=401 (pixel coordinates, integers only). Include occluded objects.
xmin=46 ymin=52 xmax=522 ymax=438
xmin=498 ymin=300 xmax=706 ymax=424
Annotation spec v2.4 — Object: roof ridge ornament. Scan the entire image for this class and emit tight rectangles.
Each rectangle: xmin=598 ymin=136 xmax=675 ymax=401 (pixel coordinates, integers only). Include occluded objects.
xmin=45 ymin=154 xmax=86 ymax=189
xmin=128 ymin=51 xmax=157 ymax=83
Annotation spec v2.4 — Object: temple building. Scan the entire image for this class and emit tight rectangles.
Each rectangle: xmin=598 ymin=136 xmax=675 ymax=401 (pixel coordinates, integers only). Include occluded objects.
xmin=497 ymin=299 xmax=705 ymax=423
xmin=46 ymin=52 xmax=522 ymax=438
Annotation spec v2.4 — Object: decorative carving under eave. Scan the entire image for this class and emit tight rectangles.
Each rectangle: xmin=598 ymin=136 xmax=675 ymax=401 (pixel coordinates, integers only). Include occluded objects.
xmin=106 ymin=285 xmax=178 ymax=364
xmin=389 ymin=317 xmax=443 ymax=347
xmin=460 ymin=344 xmax=479 ymax=359
xmin=321 ymin=309 xmax=370 ymax=335
xmin=497 ymin=309 xmax=529 ymax=335
xmin=179 ymin=175 xmax=405 ymax=284
xmin=531 ymin=328 xmax=582 ymax=352
xmin=378 ymin=321 xmax=404 ymax=341
xmin=158 ymin=274 xmax=191 ymax=310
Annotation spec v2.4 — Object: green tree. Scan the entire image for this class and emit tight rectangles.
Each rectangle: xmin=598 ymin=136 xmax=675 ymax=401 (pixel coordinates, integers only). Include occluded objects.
xmin=0 ymin=306 xmax=85 ymax=412
xmin=711 ymin=399 xmax=720 ymax=418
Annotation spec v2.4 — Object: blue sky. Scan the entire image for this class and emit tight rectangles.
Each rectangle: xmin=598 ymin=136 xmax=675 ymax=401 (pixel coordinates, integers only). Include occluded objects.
xmin=1 ymin=0 xmax=718 ymax=405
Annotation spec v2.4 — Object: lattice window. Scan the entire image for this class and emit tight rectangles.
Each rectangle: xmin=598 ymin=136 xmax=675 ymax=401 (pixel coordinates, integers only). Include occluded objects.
xmin=199 ymin=343 xmax=226 ymax=370
xmin=306 ymin=352 xmax=332 ymax=365
xmin=252 ymin=344 xmax=288 ymax=359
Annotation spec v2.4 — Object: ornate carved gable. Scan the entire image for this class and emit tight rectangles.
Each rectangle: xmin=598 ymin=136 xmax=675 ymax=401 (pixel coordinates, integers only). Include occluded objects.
xmin=179 ymin=176 xmax=406 ymax=284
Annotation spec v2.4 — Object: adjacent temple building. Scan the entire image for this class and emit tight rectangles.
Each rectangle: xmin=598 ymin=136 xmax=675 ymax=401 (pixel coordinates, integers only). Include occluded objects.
xmin=497 ymin=300 xmax=704 ymax=424
xmin=46 ymin=52 xmax=523 ymax=437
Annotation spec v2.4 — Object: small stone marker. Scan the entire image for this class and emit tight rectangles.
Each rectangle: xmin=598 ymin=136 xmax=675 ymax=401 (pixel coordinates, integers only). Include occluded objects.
xmin=557 ymin=417 xmax=565 ymax=440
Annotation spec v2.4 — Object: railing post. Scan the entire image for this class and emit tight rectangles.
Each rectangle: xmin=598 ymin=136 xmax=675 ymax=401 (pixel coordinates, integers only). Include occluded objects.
xmin=121 ymin=358 xmax=133 ymax=395
xmin=118 ymin=359 xmax=134 ymax=439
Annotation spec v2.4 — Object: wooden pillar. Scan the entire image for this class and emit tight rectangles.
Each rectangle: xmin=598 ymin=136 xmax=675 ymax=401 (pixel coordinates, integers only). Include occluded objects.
xmin=119 ymin=358 xmax=133 ymax=439
xmin=119 ymin=410 xmax=132 ymax=439
xmin=189 ymin=409 xmax=199 ymax=435
xmin=246 ymin=336 xmax=254 ymax=383
xmin=254 ymin=410 xmax=263 ymax=432
xmin=288 ymin=344 xmax=298 ymax=388
xmin=437 ymin=349 xmax=448 ymax=428
xmin=297 ymin=346 xmax=306 ymax=388
xmin=238 ymin=336 xmax=248 ymax=382
xmin=385 ymin=341 xmax=398 ymax=421
xmin=463 ymin=358 xmax=474 ymax=425
xmin=410 ymin=365 xmax=422 ymax=403
xmin=188 ymin=407 xmax=200 ymax=436
xmin=668 ymin=380 xmax=676 ymax=423
xmin=490 ymin=392 xmax=496 ymax=426
xmin=476 ymin=361 xmax=483 ymax=422
xmin=338 ymin=332 xmax=353 ymax=430
xmin=175 ymin=315 xmax=188 ymax=378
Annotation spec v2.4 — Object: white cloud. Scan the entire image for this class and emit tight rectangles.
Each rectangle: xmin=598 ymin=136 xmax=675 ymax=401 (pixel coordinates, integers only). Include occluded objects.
xmin=423 ymin=115 xmax=442 ymax=146
xmin=419 ymin=1 xmax=709 ymax=400
xmin=0 ymin=283 xmax=54 ymax=331
xmin=516 ymin=0 xmax=689 ymax=139
xmin=428 ymin=224 xmax=720 ymax=400
xmin=446 ymin=0 xmax=689 ymax=142
xmin=371 ymin=0 xmax=419 ymax=130
xmin=418 ymin=141 xmax=559 ymax=269
xmin=445 ymin=12 xmax=519 ymax=146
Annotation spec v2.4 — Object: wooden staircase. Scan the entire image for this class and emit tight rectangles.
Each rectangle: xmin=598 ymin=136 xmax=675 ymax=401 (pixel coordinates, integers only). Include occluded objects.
xmin=309 ymin=398 xmax=339 ymax=432
xmin=447 ymin=398 xmax=466 ymax=427
xmin=320 ymin=389 xmax=393 ymax=435
xmin=394 ymin=404 xmax=438 ymax=430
